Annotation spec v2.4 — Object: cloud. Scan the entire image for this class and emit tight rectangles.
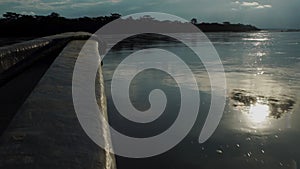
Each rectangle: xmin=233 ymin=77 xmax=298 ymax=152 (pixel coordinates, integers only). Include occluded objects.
xmin=0 ymin=0 xmax=122 ymax=10
xmin=70 ymin=1 xmax=106 ymax=8
xmin=126 ymin=6 xmax=140 ymax=11
xmin=70 ymin=0 xmax=121 ymax=8
xmin=240 ymin=1 xmax=259 ymax=7
xmin=234 ymin=1 xmax=272 ymax=9
xmin=0 ymin=0 xmax=39 ymax=4
xmin=256 ymin=4 xmax=272 ymax=9
xmin=20 ymin=11 xmax=36 ymax=15
xmin=9 ymin=0 xmax=72 ymax=10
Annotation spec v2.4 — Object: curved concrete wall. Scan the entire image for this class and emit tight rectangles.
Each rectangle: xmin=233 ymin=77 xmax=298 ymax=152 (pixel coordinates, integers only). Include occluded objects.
xmin=0 ymin=39 xmax=50 ymax=73
xmin=0 ymin=36 xmax=115 ymax=169
xmin=0 ymin=32 xmax=93 ymax=85
xmin=0 ymin=32 xmax=95 ymax=134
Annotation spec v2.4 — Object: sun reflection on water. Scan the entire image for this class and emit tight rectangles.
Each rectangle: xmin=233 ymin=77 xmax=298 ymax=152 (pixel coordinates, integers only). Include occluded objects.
xmin=248 ymin=103 xmax=270 ymax=123
xmin=230 ymin=89 xmax=295 ymax=129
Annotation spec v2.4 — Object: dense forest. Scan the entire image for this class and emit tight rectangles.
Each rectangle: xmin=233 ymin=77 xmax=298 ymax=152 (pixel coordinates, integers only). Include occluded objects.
xmin=0 ymin=12 xmax=260 ymax=37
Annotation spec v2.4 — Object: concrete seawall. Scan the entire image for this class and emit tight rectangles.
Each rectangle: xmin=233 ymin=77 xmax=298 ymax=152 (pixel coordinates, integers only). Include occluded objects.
xmin=0 ymin=32 xmax=93 ymax=85
xmin=0 ymin=33 xmax=93 ymax=134
xmin=0 ymin=34 xmax=115 ymax=169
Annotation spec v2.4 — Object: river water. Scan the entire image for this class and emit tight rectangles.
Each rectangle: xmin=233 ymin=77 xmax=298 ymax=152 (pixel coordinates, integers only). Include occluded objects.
xmin=102 ymin=31 xmax=300 ymax=169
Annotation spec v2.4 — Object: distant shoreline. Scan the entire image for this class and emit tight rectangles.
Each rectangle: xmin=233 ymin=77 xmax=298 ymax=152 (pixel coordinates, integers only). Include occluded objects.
xmin=193 ymin=22 xmax=260 ymax=32
xmin=261 ymin=29 xmax=300 ymax=32
xmin=1 ymin=12 xmax=299 ymax=39
xmin=0 ymin=12 xmax=261 ymax=37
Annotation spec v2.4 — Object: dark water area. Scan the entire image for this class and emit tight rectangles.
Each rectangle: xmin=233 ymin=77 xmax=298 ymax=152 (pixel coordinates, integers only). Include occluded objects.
xmin=102 ymin=31 xmax=300 ymax=169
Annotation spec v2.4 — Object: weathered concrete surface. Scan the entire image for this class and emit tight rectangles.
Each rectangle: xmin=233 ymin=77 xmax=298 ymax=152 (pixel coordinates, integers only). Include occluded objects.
xmin=0 ymin=45 xmax=61 ymax=135
xmin=0 ymin=32 xmax=94 ymax=135
xmin=0 ymin=40 xmax=115 ymax=169
xmin=0 ymin=32 xmax=93 ymax=84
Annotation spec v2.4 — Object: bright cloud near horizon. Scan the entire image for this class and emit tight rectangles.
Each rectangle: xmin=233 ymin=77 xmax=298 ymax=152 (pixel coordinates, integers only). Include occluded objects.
xmin=0 ymin=0 xmax=299 ymax=28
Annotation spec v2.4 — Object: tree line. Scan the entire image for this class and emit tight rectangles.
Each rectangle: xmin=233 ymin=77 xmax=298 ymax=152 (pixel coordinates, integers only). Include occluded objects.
xmin=0 ymin=12 xmax=260 ymax=37
xmin=0 ymin=12 xmax=122 ymax=37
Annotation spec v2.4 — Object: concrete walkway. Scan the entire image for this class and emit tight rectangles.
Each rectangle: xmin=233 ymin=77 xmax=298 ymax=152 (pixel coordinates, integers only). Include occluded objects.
xmin=0 ymin=40 xmax=115 ymax=169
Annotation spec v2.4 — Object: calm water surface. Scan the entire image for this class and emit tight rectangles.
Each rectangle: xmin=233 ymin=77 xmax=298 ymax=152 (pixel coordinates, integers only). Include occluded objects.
xmin=103 ymin=32 xmax=300 ymax=169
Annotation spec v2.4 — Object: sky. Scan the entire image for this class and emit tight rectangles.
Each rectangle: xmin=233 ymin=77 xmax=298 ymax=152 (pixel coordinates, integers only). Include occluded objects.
xmin=0 ymin=0 xmax=299 ymax=29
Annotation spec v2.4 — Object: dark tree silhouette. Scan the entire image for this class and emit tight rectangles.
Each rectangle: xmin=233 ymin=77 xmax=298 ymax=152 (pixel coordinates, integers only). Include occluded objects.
xmin=0 ymin=12 xmax=260 ymax=37
xmin=0 ymin=12 xmax=124 ymax=37
xmin=191 ymin=18 xmax=197 ymax=25
xmin=3 ymin=12 xmax=21 ymax=21
xmin=49 ymin=12 xmax=60 ymax=18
